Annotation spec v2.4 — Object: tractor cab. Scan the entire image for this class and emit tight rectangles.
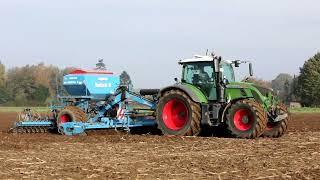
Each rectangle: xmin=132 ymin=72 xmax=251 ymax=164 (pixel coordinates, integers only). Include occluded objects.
xmin=179 ymin=55 xmax=237 ymax=100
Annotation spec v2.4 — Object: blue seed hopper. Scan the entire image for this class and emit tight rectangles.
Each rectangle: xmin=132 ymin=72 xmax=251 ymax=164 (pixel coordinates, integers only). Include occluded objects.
xmin=63 ymin=69 xmax=120 ymax=100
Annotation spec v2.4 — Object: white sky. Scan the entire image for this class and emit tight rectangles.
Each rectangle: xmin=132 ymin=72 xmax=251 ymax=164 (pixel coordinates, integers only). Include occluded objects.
xmin=0 ymin=0 xmax=319 ymax=88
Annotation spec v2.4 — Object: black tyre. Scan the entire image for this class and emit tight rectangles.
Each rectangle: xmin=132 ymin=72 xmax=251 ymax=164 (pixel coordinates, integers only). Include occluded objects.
xmin=226 ymin=99 xmax=267 ymax=139
xmin=156 ymin=90 xmax=201 ymax=136
xmin=263 ymin=104 xmax=290 ymax=138
xmin=57 ymin=106 xmax=87 ymax=125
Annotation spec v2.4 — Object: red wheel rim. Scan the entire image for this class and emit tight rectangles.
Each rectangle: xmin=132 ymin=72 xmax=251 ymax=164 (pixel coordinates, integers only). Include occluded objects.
xmin=233 ymin=109 xmax=254 ymax=131
xmin=162 ymin=99 xmax=189 ymax=130
xmin=60 ymin=114 xmax=71 ymax=124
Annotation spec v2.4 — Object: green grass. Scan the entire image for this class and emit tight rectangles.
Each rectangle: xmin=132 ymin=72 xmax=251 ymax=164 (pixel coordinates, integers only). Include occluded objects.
xmin=289 ymin=107 xmax=320 ymax=113
xmin=0 ymin=107 xmax=49 ymax=113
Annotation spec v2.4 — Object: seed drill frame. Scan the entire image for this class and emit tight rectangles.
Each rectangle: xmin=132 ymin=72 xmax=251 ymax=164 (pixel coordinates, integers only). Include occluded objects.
xmin=11 ymin=70 xmax=159 ymax=135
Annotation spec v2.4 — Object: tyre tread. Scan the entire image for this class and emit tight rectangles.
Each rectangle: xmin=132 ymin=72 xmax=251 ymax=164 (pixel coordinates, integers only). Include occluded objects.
xmin=157 ymin=90 xmax=201 ymax=136
xmin=226 ymin=99 xmax=267 ymax=139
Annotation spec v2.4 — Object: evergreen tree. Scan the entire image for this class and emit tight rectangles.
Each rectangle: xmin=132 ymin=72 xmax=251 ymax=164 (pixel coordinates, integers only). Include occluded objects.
xmin=120 ymin=71 xmax=132 ymax=87
xmin=95 ymin=59 xmax=106 ymax=70
xmin=290 ymin=75 xmax=300 ymax=102
xmin=297 ymin=52 xmax=320 ymax=107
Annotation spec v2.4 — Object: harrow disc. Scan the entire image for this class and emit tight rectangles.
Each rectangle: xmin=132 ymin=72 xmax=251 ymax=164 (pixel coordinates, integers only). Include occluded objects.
xmin=8 ymin=108 xmax=53 ymax=134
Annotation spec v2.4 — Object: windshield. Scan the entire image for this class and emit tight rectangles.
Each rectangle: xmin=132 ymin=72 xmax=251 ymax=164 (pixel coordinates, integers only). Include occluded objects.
xmin=182 ymin=62 xmax=216 ymax=99
xmin=182 ymin=61 xmax=235 ymax=83
xmin=182 ymin=62 xmax=214 ymax=84
xmin=221 ymin=62 xmax=235 ymax=82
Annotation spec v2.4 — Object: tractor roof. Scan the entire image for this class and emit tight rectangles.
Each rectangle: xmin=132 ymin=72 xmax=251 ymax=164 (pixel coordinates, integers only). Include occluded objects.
xmin=179 ymin=55 xmax=232 ymax=64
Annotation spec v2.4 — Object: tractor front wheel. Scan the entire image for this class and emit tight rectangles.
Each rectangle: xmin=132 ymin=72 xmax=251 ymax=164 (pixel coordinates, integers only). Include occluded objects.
xmin=226 ymin=99 xmax=267 ymax=139
xmin=263 ymin=104 xmax=290 ymax=138
xmin=156 ymin=90 xmax=201 ymax=136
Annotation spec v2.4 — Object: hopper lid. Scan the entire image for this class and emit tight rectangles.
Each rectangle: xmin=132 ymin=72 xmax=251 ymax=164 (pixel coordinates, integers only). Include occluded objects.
xmin=70 ymin=69 xmax=114 ymax=75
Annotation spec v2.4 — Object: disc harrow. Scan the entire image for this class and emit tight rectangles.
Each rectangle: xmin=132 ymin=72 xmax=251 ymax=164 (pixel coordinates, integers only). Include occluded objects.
xmin=9 ymin=126 xmax=50 ymax=134
xmin=8 ymin=108 xmax=54 ymax=134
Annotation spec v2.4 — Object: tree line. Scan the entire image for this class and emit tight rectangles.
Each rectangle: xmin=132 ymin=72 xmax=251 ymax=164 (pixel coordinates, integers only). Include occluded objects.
xmin=0 ymin=60 xmax=132 ymax=106
xmin=0 ymin=63 xmax=74 ymax=106
xmin=0 ymin=52 xmax=319 ymax=107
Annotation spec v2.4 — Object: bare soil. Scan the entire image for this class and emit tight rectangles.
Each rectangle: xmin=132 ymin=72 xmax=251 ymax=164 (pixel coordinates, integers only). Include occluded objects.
xmin=0 ymin=112 xmax=319 ymax=179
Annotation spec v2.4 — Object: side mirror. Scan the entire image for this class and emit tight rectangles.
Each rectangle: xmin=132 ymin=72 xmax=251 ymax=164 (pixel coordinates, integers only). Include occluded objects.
xmin=234 ymin=60 xmax=241 ymax=67
xmin=249 ymin=63 xmax=254 ymax=76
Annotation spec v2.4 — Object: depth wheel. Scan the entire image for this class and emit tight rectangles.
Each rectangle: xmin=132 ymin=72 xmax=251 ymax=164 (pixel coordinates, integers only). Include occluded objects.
xmin=263 ymin=103 xmax=290 ymax=138
xmin=57 ymin=106 xmax=87 ymax=125
xmin=226 ymin=99 xmax=267 ymax=139
xmin=156 ymin=90 xmax=201 ymax=136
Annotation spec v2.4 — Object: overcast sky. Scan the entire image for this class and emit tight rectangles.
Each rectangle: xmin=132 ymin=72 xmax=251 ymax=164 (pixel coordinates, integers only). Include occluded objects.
xmin=0 ymin=0 xmax=319 ymax=88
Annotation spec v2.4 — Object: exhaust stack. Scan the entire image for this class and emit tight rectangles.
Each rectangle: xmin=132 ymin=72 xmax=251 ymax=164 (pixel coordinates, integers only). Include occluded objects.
xmin=213 ymin=55 xmax=226 ymax=103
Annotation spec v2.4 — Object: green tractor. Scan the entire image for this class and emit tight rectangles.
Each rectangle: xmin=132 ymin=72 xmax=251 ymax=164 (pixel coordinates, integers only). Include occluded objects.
xmin=156 ymin=54 xmax=289 ymax=139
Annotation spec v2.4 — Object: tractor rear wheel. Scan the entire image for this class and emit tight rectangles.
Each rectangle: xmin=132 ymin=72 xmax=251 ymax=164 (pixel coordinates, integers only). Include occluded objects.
xmin=263 ymin=104 xmax=290 ymax=138
xmin=57 ymin=106 xmax=87 ymax=125
xmin=226 ymin=99 xmax=267 ymax=139
xmin=156 ymin=90 xmax=201 ymax=136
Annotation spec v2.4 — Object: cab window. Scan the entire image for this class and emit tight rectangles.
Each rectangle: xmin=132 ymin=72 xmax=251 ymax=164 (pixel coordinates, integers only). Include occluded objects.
xmin=182 ymin=62 xmax=214 ymax=84
xmin=221 ymin=62 xmax=235 ymax=82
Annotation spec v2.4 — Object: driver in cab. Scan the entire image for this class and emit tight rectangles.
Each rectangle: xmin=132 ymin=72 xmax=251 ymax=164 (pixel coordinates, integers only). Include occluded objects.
xmin=192 ymin=65 xmax=210 ymax=84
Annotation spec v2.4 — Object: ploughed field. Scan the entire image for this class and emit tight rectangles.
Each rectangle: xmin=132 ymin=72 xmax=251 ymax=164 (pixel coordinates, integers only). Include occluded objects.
xmin=0 ymin=112 xmax=319 ymax=179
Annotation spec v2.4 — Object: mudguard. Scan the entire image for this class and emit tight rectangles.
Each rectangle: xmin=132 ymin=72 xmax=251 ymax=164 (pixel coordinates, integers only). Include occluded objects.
xmin=159 ymin=84 xmax=208 ymax=103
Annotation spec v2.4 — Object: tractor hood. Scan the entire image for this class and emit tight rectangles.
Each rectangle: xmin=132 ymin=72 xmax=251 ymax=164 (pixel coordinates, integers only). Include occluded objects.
xmin=227 ymin=82 xmax=273 ymax=97
xmin=251 ymin=84 xmax=274 ymax=96
xmin=226 ymin=82 xmax=255 ymax=89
